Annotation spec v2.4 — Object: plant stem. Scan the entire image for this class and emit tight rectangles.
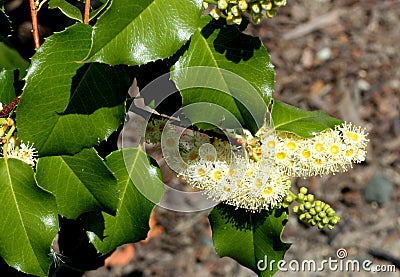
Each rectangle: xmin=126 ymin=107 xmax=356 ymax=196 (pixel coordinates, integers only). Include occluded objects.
xmin=28 ymin=0 xmax=40 ymax=49
xmin=84 ymin=0 xmax=91 ymax=24
xmin=0 ymin=97 xmax=20 ymax=118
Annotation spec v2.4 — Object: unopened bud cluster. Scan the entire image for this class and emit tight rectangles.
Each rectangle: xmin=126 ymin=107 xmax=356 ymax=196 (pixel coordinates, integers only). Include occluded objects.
xmin=284 ymin=187 xmax=341 ymax=230
xmin=204 ymin=0 xmax=287 ymax=25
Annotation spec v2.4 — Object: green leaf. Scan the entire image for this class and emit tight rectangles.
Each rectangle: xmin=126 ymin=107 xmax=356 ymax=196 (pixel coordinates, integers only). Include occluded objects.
xmin=0 ymin=69 xmax=15 ymax=103
xmin=17 ymin=23 xmax=132 ymax=156
xmin=89 ymin=0 xmax=110 ymax=21
xmin=209 ymin=205 xmax=290 ymax=277
xmin=35 ymin=148 xmax=119 ymax=219
xmin=271 ymin=100 xmax=344 ymax=137
xmin=0 ymin=39 xmax=29 ymax=76
xmin=87 ymin=148 xmax=164 ymax=254
xmin=48 ymin=0 xmax=83 ymax=22
xmin=85 ymin=0 xmax=203 ymax=65
xmin=171 ymin=17 xmax=273 ymax=134
xmin=0 ymin=158 xmax=59 ymax=276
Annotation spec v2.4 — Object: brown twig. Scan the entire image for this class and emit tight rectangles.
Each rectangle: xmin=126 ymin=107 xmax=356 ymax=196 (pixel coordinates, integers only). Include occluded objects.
xmin=84 ymin=0 xmax=91 ymax=24
xmin=28 ymin=0 xmax=40 ymax=49
xmin=0 ymin=97 xmax=20 ymax=118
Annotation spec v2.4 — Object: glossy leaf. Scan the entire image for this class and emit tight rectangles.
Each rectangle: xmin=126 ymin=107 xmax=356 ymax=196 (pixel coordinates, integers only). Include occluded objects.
xmin=0 ymin=158 xmax=59 ymax=276
xmin=17 ymin=23 xmax=132 ymax=156
xmin=209 ymin=204 xmax=290 ymax=277
xmin=85 ymin=0 xmax=203 ymax=65
xmin=271 ymin=100 xmax=344 ymax=137
xmin=48 ymin=0 xmax=83 ymax=22
xmin=87 ymin=148 xmax=164 ymax=254
xmin=0 ymin=69 xmax=15 ymax=103
xmin=0 ymin=39 xmax=29 ymax=75
xmin=35 ymin=148 xmax=119 ymax=219
xmin=171 ymin=17 xmax=273 ymax=134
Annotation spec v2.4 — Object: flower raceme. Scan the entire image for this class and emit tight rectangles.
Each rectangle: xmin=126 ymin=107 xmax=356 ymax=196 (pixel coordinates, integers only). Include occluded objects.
xmin=146 ymin=119 xmax=368 ymax=212
xmin=260 ymin=122 xmax=368 ymax=178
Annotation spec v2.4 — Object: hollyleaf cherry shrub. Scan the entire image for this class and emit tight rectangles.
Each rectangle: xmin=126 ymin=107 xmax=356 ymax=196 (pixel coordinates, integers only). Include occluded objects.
xmin=0 ymin=0 xmax=368 ymax=276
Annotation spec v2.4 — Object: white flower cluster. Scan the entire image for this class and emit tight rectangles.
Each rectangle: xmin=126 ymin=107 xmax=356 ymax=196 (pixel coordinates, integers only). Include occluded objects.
xmin=4 ymin=138 xmax=38 ymax=167
xmin=259 ymin=122 xmax=368 ymax=177
xmin=145 ymin=118 xmax=368 ymax=212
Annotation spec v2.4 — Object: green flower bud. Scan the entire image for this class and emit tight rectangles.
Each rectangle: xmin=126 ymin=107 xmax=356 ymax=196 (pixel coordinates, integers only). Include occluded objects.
xmin=297 ymin=193 xmax=305 ymax=201
xmin=309 ymin=208 xmax=316 ymax=216
xmin=202 ymin=2 xmax=209 ymax=9
xmin=252 ymin=3 xmax=261 ymax=14
xmin=285 ymin=194 xmax=294 ymax=203
xmin=231 ymin=5 xmax=240 ymax=16
xmin=266 ymin=8 xmax=277 ymax=18
xmin=261 ymin=1 xmax=273 ymax=11
xmin=308 ymin=219 xmax=316 ymax=226
xmin=232 ymin=15 xmax=242 ymax=25
xmin=305 ymin=213 xmax=312 ymax=220
xmin=252 ymin=14 xmax=262 ymax=24
xmin=318 ymin=222 xmax=325 ymax=230
xmin=238 ymin=0 xmax=248 ymax=11
xmin=304 ymin=202 xmax=312 ymax=210
xmin=299 ymin=213 xmax=306 ymax=221
xmin=299 ymin=204 xmax=305 ymax=212
xmin=326 ymin=208 xmax=335 ymax=217
xmin=314 ymin=205 xmax=322 ymax=213
xmin=292 ymin=205 xmax=299 ymax=213
xmin=306 ymin=194 xmax=314 ymax=203
xmin=218 ymin=0 xmax=228 ymax=10
xmin=226 ymin=13 xmax=234 ymax=25
xmin=274 ymin=0 xmax=287 ymax=7
xmin=328 ymin=224 xmax=335 ymax=230
xmin=318 ymin=211 xmax=326 ymax=218
xmin=300 ymin=187 xmax=308 ymax=195
xmin=322 ymin=217 xmax=330 ymax=224
xmin=210 ymin=8 xmax=222 ymax=20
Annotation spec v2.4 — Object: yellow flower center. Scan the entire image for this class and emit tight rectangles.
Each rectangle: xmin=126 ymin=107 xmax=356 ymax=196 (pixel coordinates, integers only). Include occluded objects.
xmin=267 ymin=140 xmax=275 ymax=149
xmin=276 ymin=152 xmax=286 ymax=160
xmin=315 ymin=143 xmax=324 ymax=152
xmin=213 ymin=170 xmax=222 ymax=180
xmin=223 ymin=186 xmax=231 ymax=192
xmin=255 ymin=148 xmax=262 ymax=157
xmin=287 ymin=141 xmax=297 ymax=150
xmin=346 ymin=149 xmax=354 ymax=157
xmin=246 ymin=170 xmax=254 ymax=176
xmin=314 ymin=159 xmax=323 ymax=166
xmin=255 ymin=178 xmax=262 ymax=188
xmin=197 ymin=168 xmax=206 ymax=176
xmin=347 ymin=132 xmax=359 ymax=142
xmin=302 ymin=150 xmax=311 ymax=159
xmin=263 ymin=186 xmax=273 ymax=195
xmin=330 ymin=145 xmax=340 ymax=155
xmin=228 ymin=169 xmax=235 ymax=176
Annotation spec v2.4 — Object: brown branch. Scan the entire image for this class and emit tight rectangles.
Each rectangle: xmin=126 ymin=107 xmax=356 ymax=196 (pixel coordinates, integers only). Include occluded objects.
xmin=84 ymin=0 xmax=91 ymax=24
xmin=28 ymin=0 xmax=40 ymax=49
xmin=0 ymin=97 xmax=20 ymax=118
